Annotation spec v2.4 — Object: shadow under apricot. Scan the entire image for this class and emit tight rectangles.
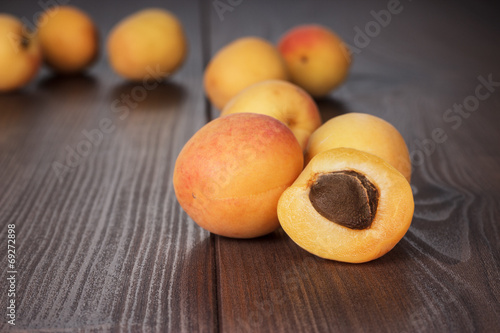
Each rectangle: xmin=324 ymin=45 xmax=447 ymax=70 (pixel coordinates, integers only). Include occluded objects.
xmin=0 ymin=90 xmax=40 ymax=115
xmin=315 ymin=96 xmax=350 ymax=122
xmin=212 ymin=226 xmax=420 ymax=332
xmin=38 ymin=73 xmax=99 ymax=96
xmin=109 ymin=80 xmax=187 ymax=113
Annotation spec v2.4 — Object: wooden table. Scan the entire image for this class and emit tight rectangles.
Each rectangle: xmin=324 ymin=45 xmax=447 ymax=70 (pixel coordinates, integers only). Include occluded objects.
xmin=1 ymin=0 xmax=499 ymax=332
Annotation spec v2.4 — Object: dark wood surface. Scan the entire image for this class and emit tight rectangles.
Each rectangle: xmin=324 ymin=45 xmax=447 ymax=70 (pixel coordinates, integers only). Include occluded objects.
xmin=1 ymin=0 xmax=499 ymax=332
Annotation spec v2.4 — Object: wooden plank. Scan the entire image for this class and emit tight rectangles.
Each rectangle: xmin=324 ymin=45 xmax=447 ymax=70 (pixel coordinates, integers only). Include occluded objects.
xmin=0 ymin=0 xmax=216 ymax=331
xmin=208 ymin=0 xmax=500 ymax=332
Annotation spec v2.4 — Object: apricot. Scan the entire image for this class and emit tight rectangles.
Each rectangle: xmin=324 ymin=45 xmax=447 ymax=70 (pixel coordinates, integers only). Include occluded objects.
xmin=221 ymin=80 xmax=322 ymax=149
xmin=278 ymin=24 xmax=351 ymax=97
xmin=306 ymin=113 xmax=411 ymax=182
xmin=204 ymin=37 xmax=289 ymax=110
xmin=107 ymin=8 xmax=187 ymax=81
xmin=0 ymin=14 xmax=42 ymax=92
xmin=278 ymin=148 xmax=414 ymax=263
xmin=37 ymin=6 xmax=98 ymax=73
xmin=173 ymin=113 xmax=303 ymax=238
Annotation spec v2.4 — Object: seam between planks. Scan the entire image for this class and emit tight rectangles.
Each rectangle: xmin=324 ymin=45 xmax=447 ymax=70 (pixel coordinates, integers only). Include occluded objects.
xmin=199 ymin=0 xmax=220 ymax=332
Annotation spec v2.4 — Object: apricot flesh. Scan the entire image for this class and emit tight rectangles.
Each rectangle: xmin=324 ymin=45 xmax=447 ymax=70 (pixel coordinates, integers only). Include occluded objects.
xmin=278 ymin=147 xmax=414 ymax=263
xmin=37 ymin=6 xmax=99 ymax=73
xmin=306 ymin=113 xmax=412 ymax=182
xmin=0 ymin=14 xmax=42 ymax=92
xmin=107 ymin=8 xmax=187 ymax=81
xmin=173 ymin=113 xmax=303 ymax=238
xmin=221 ymin=80 xmax=321 ymax=149
xmin=278 ymin=24 xmax=351 ymax=97
xmin=204 ymin=37 xmax=289 ymax=110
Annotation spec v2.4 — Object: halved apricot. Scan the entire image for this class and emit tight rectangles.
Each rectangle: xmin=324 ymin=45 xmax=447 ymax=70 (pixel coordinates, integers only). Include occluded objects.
xmin=278 ymin=147 xmax=414 ymax=263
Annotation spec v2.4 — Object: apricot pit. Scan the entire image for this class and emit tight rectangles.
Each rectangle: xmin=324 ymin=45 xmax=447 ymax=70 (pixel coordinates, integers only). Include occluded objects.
xmin=309 ymin=170 xmax=379 ymax=230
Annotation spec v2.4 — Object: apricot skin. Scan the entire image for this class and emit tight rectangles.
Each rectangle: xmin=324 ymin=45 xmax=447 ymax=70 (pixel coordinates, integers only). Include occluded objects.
xmin=173 ymin=113 xmax=303 ymax=238
xmin=37 ymin=6 xmax=98 ymax=73
xmin=306 ymin=113 xmax=412 ymax=182
xmin=204 ymin=37 xmax=289 ymax=110
xmin=0 ymin=14 xmax=42 ymax=92
xmin=221 ymin=80 xmax=321 ymax=150
xmin=278 ymin=148 xmax=414 ymax=263
xmin=107 ymin=8 xmax=187 ymax=81
xmin=278 ymin=25 xmax=351 ymax=97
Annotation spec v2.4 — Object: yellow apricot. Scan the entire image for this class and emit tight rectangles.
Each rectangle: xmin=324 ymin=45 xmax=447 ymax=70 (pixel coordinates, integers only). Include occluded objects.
xmin=204 ymin=37 xmax=289 ymax=110
xmin=221 ymin=80 xmax=321 ymax=149
xmin=306 ymin=113 xmax=411 ymax=182
xmin=107 ymin=8 xmax=187 ymax=81
xmin=0 ymin=14 xmax=41 ymax=92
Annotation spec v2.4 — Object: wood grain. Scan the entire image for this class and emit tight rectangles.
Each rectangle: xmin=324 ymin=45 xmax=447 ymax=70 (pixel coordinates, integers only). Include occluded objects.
xmin=0 ymin=0 xmax=216 ymax=332
xmin=208 ymin=0 xmax=500 ymax=332
xmin=0 ymin=0 xmax=499 ymax=332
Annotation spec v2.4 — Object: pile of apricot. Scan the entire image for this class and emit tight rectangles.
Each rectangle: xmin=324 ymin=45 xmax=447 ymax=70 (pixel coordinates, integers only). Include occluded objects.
xmin=204 ymin=25 xmax=352 ymax=110
xmin=174 ymin=108 xmax=414 ymax=263
xmin=175 ymin=24 xmax=415 ymax=263
xmin=0 ymin=6 xmax=187 ymax=92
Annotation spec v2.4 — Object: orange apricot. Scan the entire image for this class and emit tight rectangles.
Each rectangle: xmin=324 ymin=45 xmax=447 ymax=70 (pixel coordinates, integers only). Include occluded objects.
xmin=37 ymin=6 xmax=99 ymax=73
xmin=0 ymin=14 xmax=42 ymax=92
xmin=173 ymin=113 xmax=303 ymax=238
xmin=278 ymin=24 xmax=351 ymax=97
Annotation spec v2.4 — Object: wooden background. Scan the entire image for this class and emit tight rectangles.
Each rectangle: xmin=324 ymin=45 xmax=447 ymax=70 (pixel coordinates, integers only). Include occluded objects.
xmin=1 ymin=0 xmax=499 ymax=332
